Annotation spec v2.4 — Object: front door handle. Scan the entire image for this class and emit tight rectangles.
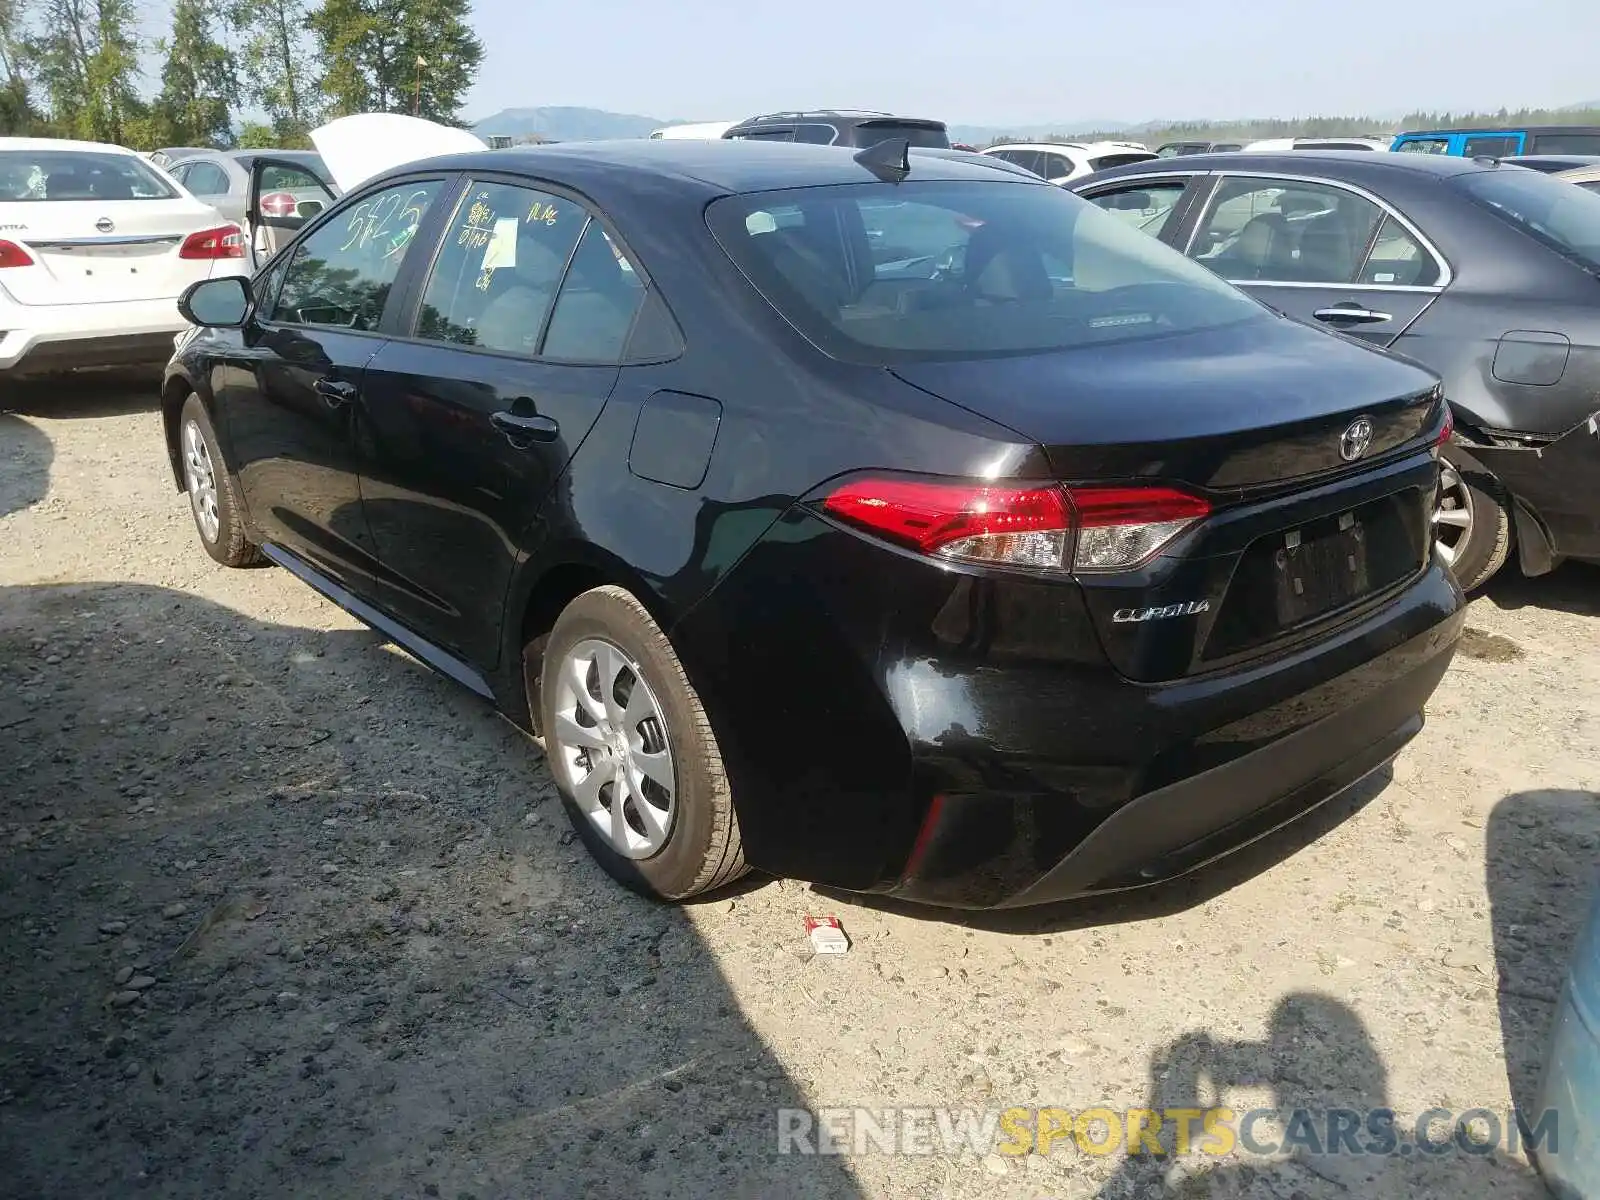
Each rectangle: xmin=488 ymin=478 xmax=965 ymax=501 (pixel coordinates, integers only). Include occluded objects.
xmin=1313 ymin=305 xmax=1393 ymax=325
xmin=313 ymin=378 xmax=358 ymax=407
xmin=490 ymin=406 xmax=560 ymax=446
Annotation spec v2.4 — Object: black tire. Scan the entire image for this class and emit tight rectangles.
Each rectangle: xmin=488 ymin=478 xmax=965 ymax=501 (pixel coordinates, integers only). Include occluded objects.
xmin=536 ymin=585 xmax=747 ymax=901
xmin=178 ymin=393 xmax=261 ymax=568
xmin=1436 ymin=446 xmax=1511 ymax=592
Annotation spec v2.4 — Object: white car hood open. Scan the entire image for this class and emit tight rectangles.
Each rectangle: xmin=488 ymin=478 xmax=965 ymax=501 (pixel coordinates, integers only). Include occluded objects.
xmin=310 ymin=114 xmax=487 ymax=192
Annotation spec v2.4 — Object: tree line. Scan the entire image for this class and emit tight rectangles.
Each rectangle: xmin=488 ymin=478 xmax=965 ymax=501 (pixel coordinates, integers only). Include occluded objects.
xmin=0 ymin=0 xmax=482 ymax=150
xmin=992 ymin=105 xmax=1600 ymax=148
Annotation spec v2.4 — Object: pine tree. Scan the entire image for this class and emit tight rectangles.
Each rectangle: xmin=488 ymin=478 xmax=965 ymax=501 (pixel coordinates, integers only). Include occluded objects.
xmin=309 ymin=0 xmax=481 ymax=124
xmin=153 ymin=0 xmax=238 ymax=147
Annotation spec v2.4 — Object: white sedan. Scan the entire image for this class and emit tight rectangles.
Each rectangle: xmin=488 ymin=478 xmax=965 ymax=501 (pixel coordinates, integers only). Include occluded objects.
xmin=0 ymin=137 xmax=247 ymax=377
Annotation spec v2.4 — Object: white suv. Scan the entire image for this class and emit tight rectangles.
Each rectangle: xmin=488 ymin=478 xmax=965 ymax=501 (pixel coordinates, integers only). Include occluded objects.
xmin=0 ymin=138 xmax=246 ymax=377
xmin=980 ymin=141 xmax=1157 ymax=183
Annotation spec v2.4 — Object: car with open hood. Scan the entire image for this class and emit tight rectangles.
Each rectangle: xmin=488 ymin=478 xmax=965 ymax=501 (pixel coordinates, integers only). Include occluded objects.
xmin=160 ymin=134 xmax=1461 ymax=908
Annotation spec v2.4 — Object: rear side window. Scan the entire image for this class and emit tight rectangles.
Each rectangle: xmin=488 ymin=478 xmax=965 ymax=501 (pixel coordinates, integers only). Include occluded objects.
xmin=1089 ymin=152 xmax=1157 ymax=171
xmin=794 ymin=124 xmax=837 ymax=145
xmin=415 ymin=182 xmax=586 ymax=355
xmin=1532 ymin=133 xmax=1600 ymax=155
xmin=183 ymin=161 xmax=230 ymax=196
xmin=541 ymin=223 xmax=649 ymax=363
xmin=270 ymin=181 xmax=442 ymax=330
xmin=1463 ymin=135 xmax=1520 ymax=158
xmin=707 ymin=179 xmax=1264 ymax=364
xmin=1190 ymin=177 xmax=1386 ymax=284
xmin=0 ymin=150 xmax=176 ymax=201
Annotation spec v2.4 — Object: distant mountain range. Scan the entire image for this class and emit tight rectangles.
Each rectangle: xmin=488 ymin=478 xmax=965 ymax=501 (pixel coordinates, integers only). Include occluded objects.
xmin=471 ymin=102 xmax=1600 ymax=145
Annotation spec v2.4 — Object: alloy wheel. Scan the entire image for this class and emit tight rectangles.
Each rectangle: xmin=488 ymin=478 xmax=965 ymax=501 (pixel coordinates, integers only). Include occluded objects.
xmin=182 ymin=419 xmax=221 ymax=543
xmin=1432 ymin=460 xmax=1473 ymax=570
xmin=549 ymin=637 xmax=676 ymax=859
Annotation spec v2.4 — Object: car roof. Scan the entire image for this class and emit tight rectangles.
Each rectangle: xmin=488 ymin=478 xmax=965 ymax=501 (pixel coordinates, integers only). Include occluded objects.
xmin=730 ymin=110 xmax=938 ymax=124
xmin=1078 ymin=148 xmax=1497 ymax=184
xmin=382 ymin=138 xmax=1044 ymax=196
xmin=0 ymin=136 xmax=143 ymax=155
xmin=1397 ymin=125 xmax=1600 ymax=137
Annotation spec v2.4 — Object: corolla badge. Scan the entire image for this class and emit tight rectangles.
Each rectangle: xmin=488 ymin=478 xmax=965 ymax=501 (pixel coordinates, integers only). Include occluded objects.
xmin=1339 ymin=417 xmax=1375 ymax=462
xmin=1113 ymin=600 xmax=1211 ymax=623
xmin=95 ymin=217 xmax=115 ymax=233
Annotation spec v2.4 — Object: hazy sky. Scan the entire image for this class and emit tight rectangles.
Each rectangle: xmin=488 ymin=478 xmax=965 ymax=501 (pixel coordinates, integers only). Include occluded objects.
xmin=460 ymin=0 xmax=1596 ymax=124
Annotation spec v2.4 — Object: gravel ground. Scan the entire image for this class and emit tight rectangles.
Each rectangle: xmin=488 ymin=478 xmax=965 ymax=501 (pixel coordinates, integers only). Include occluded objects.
xmin=2 ymin=373 xmax=1597 ymax=1199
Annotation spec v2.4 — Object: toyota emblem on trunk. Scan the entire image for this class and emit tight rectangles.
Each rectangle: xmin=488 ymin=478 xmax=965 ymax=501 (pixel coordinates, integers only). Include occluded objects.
xmin=1339 ymin=417 xmax=1375 ymax=462
xmin=95 ymin=217 xmax=115 ymax=233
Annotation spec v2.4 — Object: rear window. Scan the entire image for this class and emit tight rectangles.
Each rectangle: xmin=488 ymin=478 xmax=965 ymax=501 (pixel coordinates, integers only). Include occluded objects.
xmin=1532 ymin=133 xmax=1600 ymax=155
xmin=706 ymin=179 xmax=1266 ymax=365
xmin=851 ymin=122 xmax=950 ymax=149
xmin=0 ymin=150 xmax=177 ymax=202
xmin=1456 ymin=168 xmax=1600 ymax=273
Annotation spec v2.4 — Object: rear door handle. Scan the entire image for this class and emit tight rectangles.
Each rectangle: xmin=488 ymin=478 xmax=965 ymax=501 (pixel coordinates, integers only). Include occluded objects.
xmin=313 ymin=378 xmax=358 ymax=407
xmin=1313 ymin=306 xmax=1393 ymax=325
xmin=490 ymin=407 xmax=560 ymax=446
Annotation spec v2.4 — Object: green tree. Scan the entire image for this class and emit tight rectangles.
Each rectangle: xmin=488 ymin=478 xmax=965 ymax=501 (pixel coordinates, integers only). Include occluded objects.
xmin=152 ymin=0 xmax=238 ymax=147
xmin=25 ymin=0 xmax=145 ymax=142
xmin=237 ymin=0 xmax=319 ymax=143
xmin=0 ymin=0 xmax=51 ymax=134
xmin=309 ymin=0 xmax=481 ymax=123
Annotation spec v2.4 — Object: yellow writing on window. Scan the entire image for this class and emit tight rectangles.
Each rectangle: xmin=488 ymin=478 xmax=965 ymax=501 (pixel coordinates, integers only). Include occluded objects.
xmin=459 ymin=195 xmax=495 ymax=250
xmin=526 ymin=201 xmax=559 ymax=225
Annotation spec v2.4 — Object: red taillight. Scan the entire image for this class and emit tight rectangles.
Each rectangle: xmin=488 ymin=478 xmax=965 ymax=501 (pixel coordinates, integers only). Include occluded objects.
xmin=0 ymin=239 xmax=35 ymax=268
xmin=179 ymin=224 xmax=245 ymax=260
xmin=259 ymin=192 xmax=297 ymax=219
xmin=1434 ymin=406 xmax=1454 ymax=447
xmin=821 ymin=476 xmax=1210 ymax=573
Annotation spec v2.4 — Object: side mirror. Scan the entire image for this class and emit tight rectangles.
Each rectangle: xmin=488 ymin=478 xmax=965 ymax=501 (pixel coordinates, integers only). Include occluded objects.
xmin=179 ymin=275 xmax=252 ymax=328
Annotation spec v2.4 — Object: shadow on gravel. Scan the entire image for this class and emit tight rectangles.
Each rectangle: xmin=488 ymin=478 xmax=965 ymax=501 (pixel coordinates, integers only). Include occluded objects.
xmin=1487 ymin=789 xmax=1600 ymax=1131
xmin=0 ymin=581 xmax=860 ymax=1200
xmin=1484 ymin=560 xmax=1600 ymax=619
xmin=4 ymin=369 xmax=163 ymax=419
xmin=817 ymin=766 xmax=1392 ymax=936
xmin=0 ymin=413 xmax=52 ymax=518
xmin=1091 ymin=991 xmax=1544 ymax=1198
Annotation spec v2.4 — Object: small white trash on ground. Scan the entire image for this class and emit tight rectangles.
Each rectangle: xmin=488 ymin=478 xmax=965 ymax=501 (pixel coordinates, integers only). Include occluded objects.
xmin=805 ymin=915 xmax=850 ymax=954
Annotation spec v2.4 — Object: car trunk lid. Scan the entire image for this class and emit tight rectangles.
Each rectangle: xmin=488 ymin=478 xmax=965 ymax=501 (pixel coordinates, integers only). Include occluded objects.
xmin=891 ymin=317 xmax=1445 ymax=681
xmin=0 ymin=197 xmax=228 ymax=305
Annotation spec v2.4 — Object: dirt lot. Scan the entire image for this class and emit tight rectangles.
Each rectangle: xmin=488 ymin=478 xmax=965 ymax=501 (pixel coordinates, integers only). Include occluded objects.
xmin=2 ymin=374 xmax=1597 ymax=1200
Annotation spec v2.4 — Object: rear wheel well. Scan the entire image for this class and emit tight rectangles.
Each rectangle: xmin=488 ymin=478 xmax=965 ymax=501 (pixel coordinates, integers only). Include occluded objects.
xmin=160 ymin=376 xmax=193 ymax=489
xmin=518 ymin=562 xmax=667 ymax=736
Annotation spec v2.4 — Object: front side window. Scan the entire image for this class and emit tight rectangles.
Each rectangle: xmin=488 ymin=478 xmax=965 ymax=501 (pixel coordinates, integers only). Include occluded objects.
xmin=1086 ymin=182 xmax=1189 ymax=239
xmin=1456 ymin=167 xmax=1600 ymax=272
xmin=0 ymin=150 xmax=177 ymax=201
xmin=707 ymin=179 xmax=1265 ymax=364
xmin=1190 ymin=177 xmax=1384 ymax=284
xmin=269 ymin=180 xmax=442 ymax=330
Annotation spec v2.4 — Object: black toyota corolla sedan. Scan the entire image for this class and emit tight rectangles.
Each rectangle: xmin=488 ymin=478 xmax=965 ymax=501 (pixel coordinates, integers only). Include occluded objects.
xmin=1072 ymin=151 xmax=1600 ymax=590
xmin=161 ymin=138 xmax=1462 ymax=909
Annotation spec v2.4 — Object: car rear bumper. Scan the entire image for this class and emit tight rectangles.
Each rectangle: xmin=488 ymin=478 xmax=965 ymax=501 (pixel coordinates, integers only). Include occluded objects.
xmin=675 ymin=509 xmax=1463 ymax=908
xmin=1465 ymin=410 xmax=1600 ymax=569
xmin=0 ymin=263 xmax=245 ymax=373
